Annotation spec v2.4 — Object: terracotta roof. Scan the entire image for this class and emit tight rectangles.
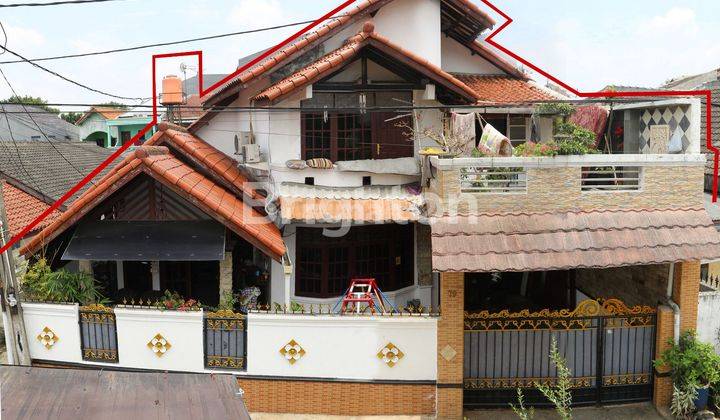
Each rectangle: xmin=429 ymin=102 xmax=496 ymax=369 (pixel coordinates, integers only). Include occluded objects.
xmin=76 ymin=106 xmax=125 ymax=125
xmin=201 ymin=0 xmax=391 ymax=105
xmin=278 ymin=182 xmax=422 ymax=223
xmin=453 ymin=74 xmax=557 ymax=103
xmin=93 ymin=123 xmax=262 ymax=203
xmin=202 ymin=0 xmax=496 ymax=106
xmin=431 ymin=208 xmax=720 ymax=272
xmin=252 ymin=23 xmax=481 ymax=103
xmin=20 ymin=146 xmax=285 ymax=261
xmin=1 ymin=182 xmax=61 ymax=237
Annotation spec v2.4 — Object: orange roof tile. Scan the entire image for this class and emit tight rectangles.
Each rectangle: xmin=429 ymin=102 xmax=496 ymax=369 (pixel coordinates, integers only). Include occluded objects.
xmin=1 ymin=182 xmax=61 ymax=238
xmin=280 ymin=196 xmax=419 ymax=223
xmin=454 ymin=74 xmax=557 ymax=103
xmin=20 ymin=147 xmax=285 ymax=261
xmin=201 ymin=0 xmax=391 ymax=105
xmin=75 ymin=106 xmax=125 ymax=125
xmin=252 ymin=23 xmax=481 ymax=103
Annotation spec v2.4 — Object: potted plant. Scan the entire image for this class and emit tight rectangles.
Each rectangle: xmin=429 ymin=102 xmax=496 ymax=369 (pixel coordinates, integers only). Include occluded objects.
xmin=656 ymin=331 xmax=720 ymax=415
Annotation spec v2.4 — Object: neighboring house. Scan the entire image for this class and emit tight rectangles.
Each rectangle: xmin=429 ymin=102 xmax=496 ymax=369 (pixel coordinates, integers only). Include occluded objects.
xmin=0 ymin=141 xmax=114 ymax=246
xmin=77 ymin=107 xmax=154 ymax=147
xmin=0 ymin=104 xmax=79 ymax=142
xmin=14 ymin=1 xmax=720 ymax=418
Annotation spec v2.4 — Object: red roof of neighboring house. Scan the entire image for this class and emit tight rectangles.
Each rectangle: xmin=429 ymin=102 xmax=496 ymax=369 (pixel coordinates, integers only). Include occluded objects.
xmin=20 ymin=146 xmax=285 ymax=261
xmin=1 ymin=182 xmax=61 ymax=238
xmin=75 ymin=106 xmax=125 ymax=125
xmin=454 ymin=74 xmax=557 ymax=103
xmin=252 ymin=23 xmax=481 ymax=104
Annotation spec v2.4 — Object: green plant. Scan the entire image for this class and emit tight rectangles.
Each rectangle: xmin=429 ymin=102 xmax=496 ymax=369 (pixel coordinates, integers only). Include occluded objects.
xmin=656 ymin=330 xmax=720 ymax=388
xmin=216 ymin=291 xmax=238 ymax=312
xmin=44 ymin=270 xmax=106 ymax=305
xmin=155 ymin=290 xmax=200 ymax=311
xmin=21 ymin=260 xmax=106 ymax=305
xmin=513 ymin=141 xmax=559 ymax=157
xmin=671 ymin=382 xmax=698 ymax=420
xmin=554 ymin=122 xmax=598 ymax=155
xmin=510 ymin=388 xmax=534 ymax=420
xmin=21 ymin=259 xmax=53 ymax=300
xmin=536 ymin=103 xmax=575 ymax=118
xmin=290 ymin=301 xmax=304 ymax=313
xmin=512 ymin=338 xmax=572 ymax=420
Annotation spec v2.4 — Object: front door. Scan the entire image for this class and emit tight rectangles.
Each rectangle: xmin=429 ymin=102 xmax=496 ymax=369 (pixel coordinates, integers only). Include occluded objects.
xmin=371 ymin=112 xmax=413 ymax=159
xmin=160 ymin=261 xmax=192 ymax=298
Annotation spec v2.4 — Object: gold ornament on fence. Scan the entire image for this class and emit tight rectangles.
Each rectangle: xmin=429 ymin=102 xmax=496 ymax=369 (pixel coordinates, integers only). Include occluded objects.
xmin=377 ymin=342 xmax=404 ymax=367
xmin=147 ymin=333 xmax=172 ymax=357
xmin=37 ymin=326 xmax=58 ymax=349
xmin=279 ymin=339 xmax=305 ymax=365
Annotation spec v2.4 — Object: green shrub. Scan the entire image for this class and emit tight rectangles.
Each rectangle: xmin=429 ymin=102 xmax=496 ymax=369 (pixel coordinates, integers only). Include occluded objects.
xmin=43 ymin=269 xmax=106 ymax=305
xmin=21 ymin=258 xmax=53 ymax=300
xmin=656 ymin=330 xmax=720 ymax=388
xmin=536 ymin=103 xmax=575 ymax=117
xmin=513 ymin=141 xmax=559 ymax=157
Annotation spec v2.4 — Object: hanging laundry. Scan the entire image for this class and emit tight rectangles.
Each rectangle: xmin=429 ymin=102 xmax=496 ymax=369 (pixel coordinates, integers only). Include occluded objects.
xmin=479 ymin=122 xmax=513 ymax=157
xmin=451 ymin=112 xmax=476 ymax=156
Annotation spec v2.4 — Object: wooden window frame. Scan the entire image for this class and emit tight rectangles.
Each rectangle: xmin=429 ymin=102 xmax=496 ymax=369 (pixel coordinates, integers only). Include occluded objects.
xmin=295 ymin=224 xmax=415 ymax=298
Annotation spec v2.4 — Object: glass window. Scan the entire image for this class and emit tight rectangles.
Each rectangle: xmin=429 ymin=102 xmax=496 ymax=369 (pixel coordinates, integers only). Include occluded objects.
xmin=508 ymin=116 xmax=527 ymax=144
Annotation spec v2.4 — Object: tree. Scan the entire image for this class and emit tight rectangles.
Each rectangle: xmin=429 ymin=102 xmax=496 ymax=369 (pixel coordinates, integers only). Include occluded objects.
xmin=60 ymin=112 xmax=83 ymax=125
xmin=1 ymin=95 xmax=60 ymax=114
xmin=96 ymin=101 xmax=128 ymax=110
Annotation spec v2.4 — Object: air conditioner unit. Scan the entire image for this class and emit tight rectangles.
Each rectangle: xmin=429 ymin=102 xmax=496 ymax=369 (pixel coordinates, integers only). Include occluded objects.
xmin=242 ymin=143 xmax=261 ymax=163
xmin=234 ymin=132 xmax=254 ymax=155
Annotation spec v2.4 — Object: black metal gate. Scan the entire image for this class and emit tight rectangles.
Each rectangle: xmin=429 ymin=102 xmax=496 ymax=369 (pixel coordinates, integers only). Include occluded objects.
xmin=203 ymin=310 xmax=247 ymax=370
xmin=78 ymin=304 xmax=119 ymax=363
xmin=463 ymin=299 xmax=656 ymax=408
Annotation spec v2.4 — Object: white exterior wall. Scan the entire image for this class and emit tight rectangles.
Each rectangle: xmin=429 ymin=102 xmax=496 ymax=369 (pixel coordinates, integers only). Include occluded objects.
xmin=114 ymin=308 xmax=205 ymax=372
xmin=247 ymin=313 xmax=437 ymax=380
xmin=441 ymin=36 xmax=505 ymax=75
xmin=698 ymin=290 xmax=720 ymax=354
xmin=22 ymin=303 xmax=83 ymax=364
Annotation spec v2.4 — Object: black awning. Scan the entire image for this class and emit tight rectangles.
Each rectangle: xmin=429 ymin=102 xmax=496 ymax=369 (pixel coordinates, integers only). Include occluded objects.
xmin=62 ymin=220 xmax=225 ymax=261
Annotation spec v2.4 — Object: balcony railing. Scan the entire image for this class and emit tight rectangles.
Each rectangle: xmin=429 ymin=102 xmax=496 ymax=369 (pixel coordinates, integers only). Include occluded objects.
xmin=428 ymin=154 xmax=706 ymax=214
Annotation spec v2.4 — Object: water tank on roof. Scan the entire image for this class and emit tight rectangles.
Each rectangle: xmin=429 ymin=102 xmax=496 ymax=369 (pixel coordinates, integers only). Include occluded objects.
xmin=161 ymin=75 xmax=183 ymax=105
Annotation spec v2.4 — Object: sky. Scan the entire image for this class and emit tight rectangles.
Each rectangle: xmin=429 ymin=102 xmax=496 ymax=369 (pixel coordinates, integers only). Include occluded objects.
xmin=0 ymin=0 xmax=719 ymax=112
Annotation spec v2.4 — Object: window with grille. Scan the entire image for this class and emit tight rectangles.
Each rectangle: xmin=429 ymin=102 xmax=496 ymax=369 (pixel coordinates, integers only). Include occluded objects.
xmin=295 ymin=224 xmax=414 ymax=298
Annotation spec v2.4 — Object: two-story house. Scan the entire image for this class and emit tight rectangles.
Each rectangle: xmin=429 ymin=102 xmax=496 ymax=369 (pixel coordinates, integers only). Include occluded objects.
xmin=13 ymin=1 xmax=720 ymax=418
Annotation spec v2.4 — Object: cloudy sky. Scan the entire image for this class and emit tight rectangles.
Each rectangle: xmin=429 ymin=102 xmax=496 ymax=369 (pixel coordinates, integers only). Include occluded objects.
xmin=0 ymin=0 xmax=718 ymax=111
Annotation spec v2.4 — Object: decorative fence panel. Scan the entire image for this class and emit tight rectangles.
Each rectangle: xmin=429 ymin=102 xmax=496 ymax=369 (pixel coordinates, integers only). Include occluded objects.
xmin=204 ymin=310 xmax=247 ymax=370
xmin=78 ymin=304 xmax=119 ymax=363
xmin=463 ymin=299 xmax=656 ymax=408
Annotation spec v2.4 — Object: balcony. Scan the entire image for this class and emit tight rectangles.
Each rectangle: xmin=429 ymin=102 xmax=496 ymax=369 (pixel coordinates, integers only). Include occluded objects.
xmin=426 ymin=153 xmax=706 ymax=214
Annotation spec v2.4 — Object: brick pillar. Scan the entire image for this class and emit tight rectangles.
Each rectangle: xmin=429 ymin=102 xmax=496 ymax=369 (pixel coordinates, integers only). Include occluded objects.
xmin=219 ymin=252 xmax=233 ymax=298
xmin=672 ymin=261 xmax=700 ymax=332
xmin=653 ymin=261 xmax=701 ymax=410
xmin=78 ymin=259 xmax=92 ymax=274
xmin=437 ymin=272 xmax=464 ymax=420
xmin=653 ymin=305 xmax=674 ymax=408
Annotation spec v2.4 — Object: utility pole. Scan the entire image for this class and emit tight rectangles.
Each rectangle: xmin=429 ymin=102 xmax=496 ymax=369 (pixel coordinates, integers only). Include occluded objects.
xmin=0 ymin=182 xmax=31 ymax=365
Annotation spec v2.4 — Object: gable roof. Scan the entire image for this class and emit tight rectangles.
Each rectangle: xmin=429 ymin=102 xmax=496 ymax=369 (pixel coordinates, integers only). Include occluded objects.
xmin=0 ymin=104 xmax=79 ymax=141
xmin=251 ymin=23 xmax=481 ymax=104
xmin=1 ymin=181 xmax=61 ymax=237
xmin=663 ymin=67 xmax=720 ymax=91
xmin=201 ymin=0 xmax=497 ymax=106
xmin=75 ymin=106 xmax=125 ymax=125
xmin=97 ymin=123 xmax=262 ymax=202
xmin=20 ymin=146 xmax=285 ymax=261
xmin=454 ymin=74 xmax=557 ymax=103
xmin=0 ymin=140 xmax=115 ymax=208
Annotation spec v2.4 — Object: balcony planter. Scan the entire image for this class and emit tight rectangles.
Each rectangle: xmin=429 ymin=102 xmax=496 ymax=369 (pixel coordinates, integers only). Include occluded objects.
xmin=696 ymin=385 xmax=711 ymax=410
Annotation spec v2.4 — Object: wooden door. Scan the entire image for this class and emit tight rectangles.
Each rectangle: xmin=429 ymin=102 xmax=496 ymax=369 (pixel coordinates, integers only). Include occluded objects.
xmin=371 ymin=112 xmax=413 ymax=159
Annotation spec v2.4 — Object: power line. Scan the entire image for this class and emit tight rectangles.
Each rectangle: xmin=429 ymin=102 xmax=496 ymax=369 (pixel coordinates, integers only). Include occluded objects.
xmin=0 ymin=44 xmax=147 ymax=101
xmin=0 ymin=14 xmax=350 ymax=65
xmin=0 ymin=66 xmax=97 ymax=187
xmin=0 ymin=0 xmax=126 ymax=8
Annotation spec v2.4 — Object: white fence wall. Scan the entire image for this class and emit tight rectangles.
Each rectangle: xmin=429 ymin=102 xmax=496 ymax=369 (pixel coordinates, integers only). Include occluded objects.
xmin=21 ymin=303 xmax=438 ymax=380
xmin=114 ymin=308 xmax=205 ymax=372
xmin=22 ymin=302 xmax=82 ymax=364
xmin=698 ymin=291 xmax=720 ymax=353
xmin=246 ymin=313 xmax=437 ymax=381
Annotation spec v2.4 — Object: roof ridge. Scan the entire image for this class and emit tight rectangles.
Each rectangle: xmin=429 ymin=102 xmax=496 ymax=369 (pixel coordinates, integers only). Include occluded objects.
xmin=431 ymin=207 xmax=707 ymax=218
xmin=432 ymin=222 xmax=716 ymax=238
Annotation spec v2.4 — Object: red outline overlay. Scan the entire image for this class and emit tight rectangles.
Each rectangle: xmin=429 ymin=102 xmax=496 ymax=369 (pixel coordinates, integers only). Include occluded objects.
xmin=1 ymin=0 xmax=716 ymax=254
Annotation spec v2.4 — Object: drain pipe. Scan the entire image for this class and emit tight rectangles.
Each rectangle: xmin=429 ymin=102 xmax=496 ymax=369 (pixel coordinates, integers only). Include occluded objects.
xmin=666 ymin=263 xmax=681 ymax=343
